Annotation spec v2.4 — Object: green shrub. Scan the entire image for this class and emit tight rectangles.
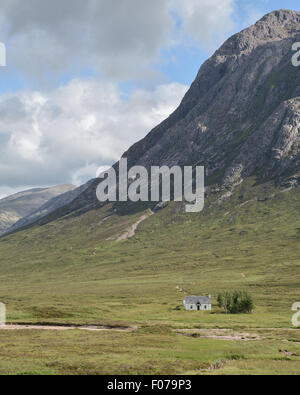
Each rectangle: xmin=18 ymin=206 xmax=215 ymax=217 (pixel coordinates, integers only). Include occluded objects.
xmin=217 ymin=291 xmax=254 ymax=314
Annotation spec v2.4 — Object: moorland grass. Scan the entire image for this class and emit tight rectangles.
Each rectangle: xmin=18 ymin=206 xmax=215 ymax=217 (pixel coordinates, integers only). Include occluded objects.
xmin=0 ymin=178 xmax=299 ymax=374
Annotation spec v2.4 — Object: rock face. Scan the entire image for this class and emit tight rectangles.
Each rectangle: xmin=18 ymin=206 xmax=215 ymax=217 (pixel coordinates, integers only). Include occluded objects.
xmin=5 ymin=10 xmax=300 ymax=232
xmin=0 ymin=184 xmax=76 ymax=234
xmin=122 ymin=9 xmax=300 ymax=188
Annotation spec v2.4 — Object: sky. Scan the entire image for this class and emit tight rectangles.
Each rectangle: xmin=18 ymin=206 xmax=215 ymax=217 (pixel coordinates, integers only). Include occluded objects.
xmin=0 ymin=0 xmax=299 ymax=198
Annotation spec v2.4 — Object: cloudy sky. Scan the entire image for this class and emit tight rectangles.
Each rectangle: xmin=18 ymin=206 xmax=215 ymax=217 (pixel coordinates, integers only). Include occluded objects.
xmin=0 ymin=0 xmax=299 ymax=197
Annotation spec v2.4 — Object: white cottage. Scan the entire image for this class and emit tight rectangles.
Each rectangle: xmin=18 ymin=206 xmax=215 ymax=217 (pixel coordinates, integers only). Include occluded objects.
xmin=183 ymin=295 xmax=212 ymax=311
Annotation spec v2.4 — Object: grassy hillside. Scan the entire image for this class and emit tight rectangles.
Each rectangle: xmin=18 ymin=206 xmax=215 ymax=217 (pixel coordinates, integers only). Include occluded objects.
xmin=0 ymin=178 xmax=299 ymax=374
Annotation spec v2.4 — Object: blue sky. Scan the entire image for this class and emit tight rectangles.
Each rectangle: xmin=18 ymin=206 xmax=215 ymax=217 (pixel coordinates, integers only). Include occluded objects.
xmin=0 ymin=0 xmax=299 ymax=197
xmin=159 ymin=0 xmax=300 ymax=86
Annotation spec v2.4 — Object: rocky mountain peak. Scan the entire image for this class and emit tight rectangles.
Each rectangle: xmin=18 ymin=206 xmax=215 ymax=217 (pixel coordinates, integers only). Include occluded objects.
xmin=217 ymin=9 xmax=300 ymax=58
xmin=7 ymin=10 xmax=300 ymax=232
xmin=121 ymin=9 xmax=300 ymax=190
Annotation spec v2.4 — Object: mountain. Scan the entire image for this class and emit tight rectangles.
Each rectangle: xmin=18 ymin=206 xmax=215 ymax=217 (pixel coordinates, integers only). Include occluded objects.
xmin=4 ymin=9 xmax=300 ymax=232
xmin=0 ymin=184 xmax=75 ymax=234
xmin=6 ymin=180 xmax=94 ymax=234
xmin=0 ymin=10 xmax=299 ymax=375
xmin=122 ymin=9 xmax=300 ymax=185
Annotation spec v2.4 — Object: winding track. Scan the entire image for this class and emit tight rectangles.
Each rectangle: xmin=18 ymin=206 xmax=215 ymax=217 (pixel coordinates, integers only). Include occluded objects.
xmin=0 ymin=324 xmax=138 ymax=332
xmin=116 ymin=209 xmax=153 ymax=242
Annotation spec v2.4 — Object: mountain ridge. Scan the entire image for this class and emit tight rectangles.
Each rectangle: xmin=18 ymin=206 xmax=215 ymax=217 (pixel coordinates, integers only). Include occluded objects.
xmin=6 ymin=180 xmax=94 ymax=234
xmin=0 ymin=184 xmax=76 ymax=234
xmin=122 ymin=9 xmax=300 ymax=177
xmin=4 ymin=9 xmax=300 ymax=234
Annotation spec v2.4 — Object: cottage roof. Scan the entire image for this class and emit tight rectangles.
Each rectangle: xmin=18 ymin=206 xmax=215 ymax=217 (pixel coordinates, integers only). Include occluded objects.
xmin=185 ymin=295 xmax=211 ymax=304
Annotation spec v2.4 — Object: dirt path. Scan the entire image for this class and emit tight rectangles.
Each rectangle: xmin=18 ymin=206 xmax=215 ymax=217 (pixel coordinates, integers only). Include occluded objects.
xmin=0 ymin=324 xmax=138 ymax=332
xmin=175 ymin=328 xmax=300 ymax=343
xmin=176 ymin=329 xmax=262 ymax=341
xmin=117 ymin=209 xmax=153 ymax=242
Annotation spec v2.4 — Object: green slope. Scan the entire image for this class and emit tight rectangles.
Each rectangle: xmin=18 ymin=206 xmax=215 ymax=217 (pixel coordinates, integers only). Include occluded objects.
xmin=0 ymin=178 xmax=299 ymax=326
xmin=0 ymin=178 xmax=299 ymax=374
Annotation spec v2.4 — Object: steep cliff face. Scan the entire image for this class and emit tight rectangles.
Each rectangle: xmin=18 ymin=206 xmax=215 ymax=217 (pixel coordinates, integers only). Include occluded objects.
xmin=5 ymin=10 xmax=300 ymax=233
xmin=122 ymin=9 xmax=300 ymax=187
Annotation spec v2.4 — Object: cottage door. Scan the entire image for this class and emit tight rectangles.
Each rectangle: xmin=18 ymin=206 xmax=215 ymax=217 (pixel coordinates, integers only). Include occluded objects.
xmin=197 ymin=303 xmax=201 ymax=311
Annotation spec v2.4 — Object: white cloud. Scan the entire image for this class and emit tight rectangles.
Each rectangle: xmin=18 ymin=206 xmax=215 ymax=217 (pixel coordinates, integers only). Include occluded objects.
xmin=171 ymin=0 xmax=236 ymax=51
xmin=0 ymin=79 xmax=188 ymax=189
xmin=0 ymin=0 xmax=175 ymax=84
xmin=0 ymin=0 xmax=240 ymax=195
xmin=0 ymin=0 xmax=237 ymax=84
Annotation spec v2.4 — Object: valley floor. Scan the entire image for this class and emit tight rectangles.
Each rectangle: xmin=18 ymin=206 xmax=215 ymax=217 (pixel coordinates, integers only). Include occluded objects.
xmin=0 ymin=325 xmax=299 ymax=375
xmin=0 ymin=180 xmax=299 ymax=375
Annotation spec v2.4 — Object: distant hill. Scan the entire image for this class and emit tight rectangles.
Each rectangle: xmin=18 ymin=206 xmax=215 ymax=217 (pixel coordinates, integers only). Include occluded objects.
xmin=7 ymin=180 xmax=94 ymax=234
xmin=0 ymin=184 xmax=76 ymax=234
